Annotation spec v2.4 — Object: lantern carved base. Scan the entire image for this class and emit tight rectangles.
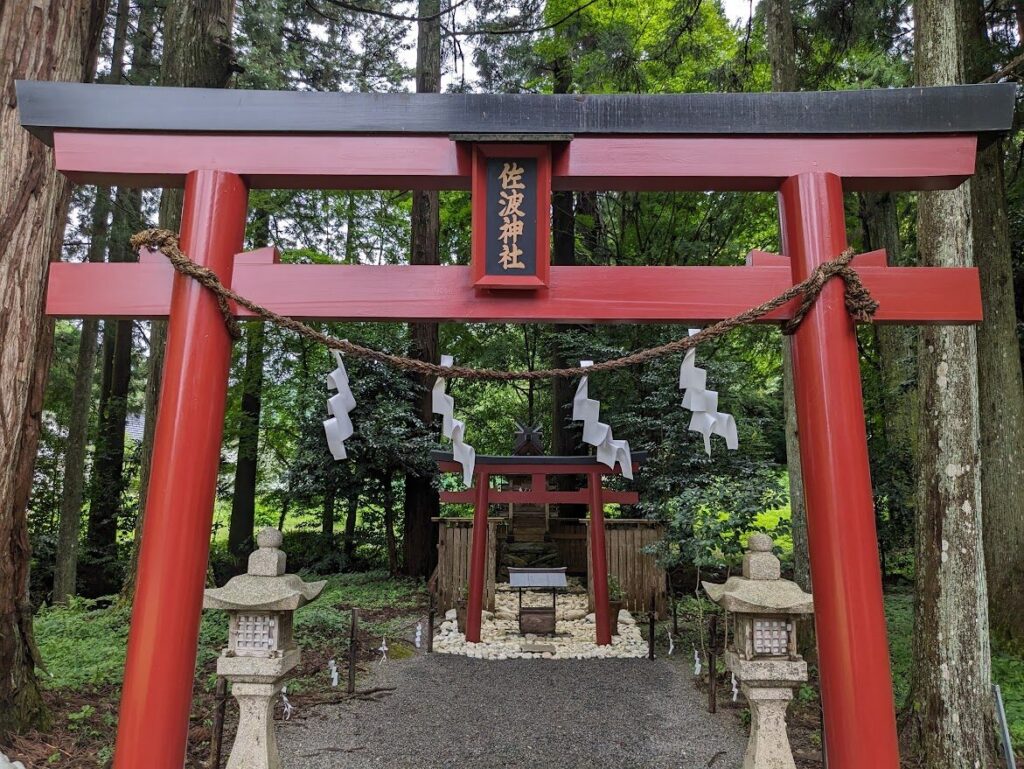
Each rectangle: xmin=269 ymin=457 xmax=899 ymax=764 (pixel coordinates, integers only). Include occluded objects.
xmin=218 ymin=648 xmax=299 ymax=769
xmin=226 ymin=681 xmax=284 ymax=769
xmin=740 ymin=684 xmax=797 ymax=769
xmin=726 ymin=652 xmax=807 ymax=769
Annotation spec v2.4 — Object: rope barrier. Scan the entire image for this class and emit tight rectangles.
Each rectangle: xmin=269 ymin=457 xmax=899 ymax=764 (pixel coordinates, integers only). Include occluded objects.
xmin=129 ymin=228 xmax=877 ymax=381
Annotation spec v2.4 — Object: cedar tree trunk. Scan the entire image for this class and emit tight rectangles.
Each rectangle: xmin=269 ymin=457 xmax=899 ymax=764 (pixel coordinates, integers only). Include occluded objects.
xmin=0 ymin=0 xmax=107 ymax=735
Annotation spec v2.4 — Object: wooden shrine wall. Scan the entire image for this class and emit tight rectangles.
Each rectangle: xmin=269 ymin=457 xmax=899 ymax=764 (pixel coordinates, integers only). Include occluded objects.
xmin=433 ymin=518 xmax=501 ymax=613
xmin=548 ymin=518 xmax=588 ymax=574
xmin=586 ymin=520 xmax=667 ymax=618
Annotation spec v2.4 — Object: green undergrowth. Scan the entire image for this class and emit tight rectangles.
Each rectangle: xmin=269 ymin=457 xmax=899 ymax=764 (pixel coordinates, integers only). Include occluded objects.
xmin=34 ymin=570 xmax=426 ymax=693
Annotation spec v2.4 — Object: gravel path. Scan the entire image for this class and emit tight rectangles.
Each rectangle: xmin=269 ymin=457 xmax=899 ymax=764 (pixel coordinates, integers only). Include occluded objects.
xmin=279 ymin=655 xmax=746 ymax=769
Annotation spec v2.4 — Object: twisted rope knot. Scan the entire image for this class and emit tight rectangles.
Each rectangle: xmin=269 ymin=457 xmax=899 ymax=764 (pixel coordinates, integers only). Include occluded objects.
xmin=132 ymin=228 xmax=242 ymax=340
xmin=129 ymin=228 xmax=877 ymax=381
xmin=781 ymin=247 xmax=878 ymax=334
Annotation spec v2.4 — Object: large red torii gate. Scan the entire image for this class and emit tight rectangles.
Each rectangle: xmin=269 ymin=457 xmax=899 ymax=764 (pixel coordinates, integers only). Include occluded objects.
xmin=16 ymin=80 xmax=1015 ymax=769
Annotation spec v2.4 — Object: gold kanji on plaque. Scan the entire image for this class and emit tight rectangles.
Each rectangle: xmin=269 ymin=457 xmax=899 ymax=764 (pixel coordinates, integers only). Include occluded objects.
xmin=497 ymin=162 xmax=527 ymax=270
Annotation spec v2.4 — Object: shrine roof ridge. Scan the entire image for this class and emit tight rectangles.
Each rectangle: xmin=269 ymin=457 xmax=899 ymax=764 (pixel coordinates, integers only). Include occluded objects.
xmin=17 ymin=81 xmax=1016 ymax=145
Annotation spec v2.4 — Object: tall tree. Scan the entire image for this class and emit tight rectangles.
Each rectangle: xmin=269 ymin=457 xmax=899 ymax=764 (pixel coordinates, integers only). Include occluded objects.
xmin=0 ymin=0 xmax=108 ymax=735
xmin=402 ymin=0 xmax=442 ymax=579
xmin=84 ymin=0 xmax=157 ymax=597
xmin=860 ymin=190 xmax=917 ymax=579
xmin=907 ymin=1 xmax=998 ymax=765
xmin=762 ymin=0 xmax=810 ymax=592
xmin=53 ymin=0 xmax=132 ymax=606
xmin=548 ymin=53 xmax=587 ymax=514
xmin=228 ymin=209 xmax=270 ymax=572
xmin=53 ymin=190 xmax=111 ymax=604
xmin=124 ymin=0 xmax=237 ymax=597
xmin=960 ymin=0 xmax=1024 ymax=643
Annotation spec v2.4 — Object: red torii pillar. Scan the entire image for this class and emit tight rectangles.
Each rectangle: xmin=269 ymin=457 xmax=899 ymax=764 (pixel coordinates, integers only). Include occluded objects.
xmin=113 ymin=171 xmax=248 ymax=769
xmin=781 ymin=172 xmax=899 ymax=768
xmin=588 ymin=470 xmax=612 ymax=645
xmin=465 ymin=469 xmax=490 ymax=643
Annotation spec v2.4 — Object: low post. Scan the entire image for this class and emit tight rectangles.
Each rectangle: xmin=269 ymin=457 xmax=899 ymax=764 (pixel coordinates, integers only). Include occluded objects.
xmin=703 ymin=535 xmax=813 ymax=769
xmin=427 ymin=593 xmax=435 ymax=654
xmin=708 ymin=614 xmax=718 ymax=714
xmin=671 ymin=578 xmax=679 ymax=636
xmin=203 ymin=528 xmax=325 ymax=769
xmin=648 ymin=594 xmax=656 ymax=660
xmin=209 ymin=676 xmax=228 ymax=769
xmin=348 ymin=608 xmax=358 ymax=694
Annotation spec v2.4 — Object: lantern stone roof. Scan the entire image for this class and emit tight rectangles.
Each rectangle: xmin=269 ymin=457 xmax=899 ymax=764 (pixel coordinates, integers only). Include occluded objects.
xmin=702 ymin=534 xmax=813 ymax=615
xmin=203 ymin=528 xmax=326 ymax=612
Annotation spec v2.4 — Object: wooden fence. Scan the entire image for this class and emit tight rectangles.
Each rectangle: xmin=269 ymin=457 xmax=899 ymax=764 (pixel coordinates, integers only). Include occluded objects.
xmin=432 ymin=516 xmax=666 ymax=618
xmin=586 ymin=519 xmax=667 ymax=618
xmin=548 ymin=517 xmax=588 ymax=575
xmin=433 ymin=517 xmax=502 ymax=613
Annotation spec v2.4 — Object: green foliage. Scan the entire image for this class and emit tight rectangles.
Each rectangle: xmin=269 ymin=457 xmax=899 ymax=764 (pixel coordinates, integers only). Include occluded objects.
xmin=33 ymin=598 xmax=131 ymax=690
xmin=885 ymin=591 xmax=914 ymax=707
xmin=607 ymin=575 xmax=623 ymax=601
xmin=34 ymin=572 xmax=425 ymax=694
xmin=993 ymin=654 xmax=1024 ymax=748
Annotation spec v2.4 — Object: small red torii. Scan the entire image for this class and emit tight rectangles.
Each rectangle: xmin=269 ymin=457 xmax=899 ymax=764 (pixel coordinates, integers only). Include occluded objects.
xmin=435 ymin=452 xmax=646 ymax=646
xmin=16 ymin=80 xmax=1015 ymax=769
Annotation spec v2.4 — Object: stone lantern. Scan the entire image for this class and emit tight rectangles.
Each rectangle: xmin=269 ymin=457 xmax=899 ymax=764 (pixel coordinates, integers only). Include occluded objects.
xmin=702 ymin=533 xmax=813 ymax=769
xmin=204 ymin=528 xmax=325 ymax=769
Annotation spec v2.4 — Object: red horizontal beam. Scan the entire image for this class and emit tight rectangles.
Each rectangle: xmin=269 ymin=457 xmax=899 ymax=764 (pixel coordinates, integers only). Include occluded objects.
xmin=558 ymin=136 xmax=977 ymax=192
xmin=439 ymin=489 xmax=640 ymax=505
xmin=435 ymin=460 xmax=639 ymax=475
xmin=52 ymin=132 xmax=976 ymax=192
xmin=45 ymin=258 xmax=983 ymax=325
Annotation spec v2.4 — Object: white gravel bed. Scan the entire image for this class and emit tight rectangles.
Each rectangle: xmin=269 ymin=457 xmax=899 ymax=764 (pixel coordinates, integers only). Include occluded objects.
xmin=434 ymin=590 xmax=648 ymax=660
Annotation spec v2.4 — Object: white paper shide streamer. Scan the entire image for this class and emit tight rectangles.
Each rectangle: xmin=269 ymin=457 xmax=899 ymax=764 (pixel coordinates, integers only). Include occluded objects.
xmin=679 ymin=330 xmax=739 ymax=456
xmin=324 ymin=350 xmax=357 ymax=460
xmin=573 ymin=361 xmax=633 ymax=479
xmin=432 ymin=355 xmax=476 ymax=485
xmin=280 ymin=686 xmax=294 ymax=720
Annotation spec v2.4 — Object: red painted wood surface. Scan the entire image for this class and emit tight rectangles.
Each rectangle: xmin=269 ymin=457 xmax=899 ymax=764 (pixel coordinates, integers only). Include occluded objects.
xmin=465 ymin=471 xmax=490 ymax=644
xmin=435 ymin=459 xmax=641 ymax=475
xmin=781 ymin=173 xmax=899 ymax=769
xmin=46 ymin=260 xmax=983 ymax=324
xmin=52 ymin=131 xmax=976 ymax=192
xmin=113 ymin=171 xmax=248 ymax=769
xmin=471 ymin=143 xmax=551 ymax=290
xmin=439 ymin=489 xmax=639 ymax=505
xmin=588 ymin=471 xmax=612 ymax=646
xmin=558 ymin=135 xmax=977 ymax=192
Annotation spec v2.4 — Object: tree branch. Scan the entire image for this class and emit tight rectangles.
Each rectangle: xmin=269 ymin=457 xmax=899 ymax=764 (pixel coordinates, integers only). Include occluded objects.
xmin=453 ymin=0 xmax=602 ymax=37
xmin=316 ymin=0 xmax=471 ymax=23
xmin=981 ymin=48 xmax=1024 ymax=82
